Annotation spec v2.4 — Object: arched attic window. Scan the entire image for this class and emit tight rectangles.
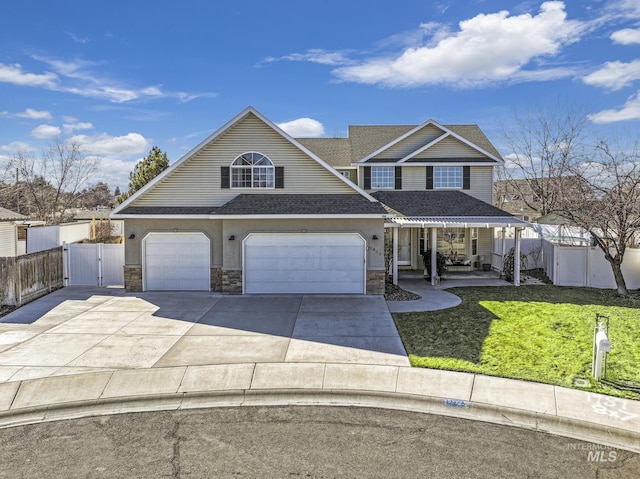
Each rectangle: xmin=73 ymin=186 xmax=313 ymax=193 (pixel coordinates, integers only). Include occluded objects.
xmin=231 ymin=152 xmax=274 ymax=188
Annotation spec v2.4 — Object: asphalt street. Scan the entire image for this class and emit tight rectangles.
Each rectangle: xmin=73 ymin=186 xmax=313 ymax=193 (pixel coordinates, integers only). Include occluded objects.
xmin=0 ymin=406 xmax=637 ymax=478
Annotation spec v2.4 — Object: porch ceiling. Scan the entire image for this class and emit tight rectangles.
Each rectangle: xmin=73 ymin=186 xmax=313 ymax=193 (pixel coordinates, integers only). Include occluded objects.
xmin=388 ymin=216 xmax=529 ymax=228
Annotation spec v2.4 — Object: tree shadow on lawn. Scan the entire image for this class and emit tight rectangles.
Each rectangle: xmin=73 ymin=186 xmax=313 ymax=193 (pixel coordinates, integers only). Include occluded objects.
xmin=393 ymin=297 xmax=498 ymax=364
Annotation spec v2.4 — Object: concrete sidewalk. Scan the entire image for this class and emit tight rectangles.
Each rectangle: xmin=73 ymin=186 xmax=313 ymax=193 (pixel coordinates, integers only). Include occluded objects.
xmin=0 ymin=285 xmax=638 ymax=454
xmin=0 ymin=363 xmax=638 ymax=453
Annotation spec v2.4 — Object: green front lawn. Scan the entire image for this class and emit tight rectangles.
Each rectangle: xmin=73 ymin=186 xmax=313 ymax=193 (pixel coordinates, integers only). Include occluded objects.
xmin=393 ymin=286 xmax=640 ymax=399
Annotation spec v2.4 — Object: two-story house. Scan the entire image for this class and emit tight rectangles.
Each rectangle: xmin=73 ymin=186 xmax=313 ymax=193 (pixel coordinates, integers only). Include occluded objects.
xmin=300 ymin=120 xmax=527 ymax=284
xmin=112 ymin=107 xmax=526 ymax=294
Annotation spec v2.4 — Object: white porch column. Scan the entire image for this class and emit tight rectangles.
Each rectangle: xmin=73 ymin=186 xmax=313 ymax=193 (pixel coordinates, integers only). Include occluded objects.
xmin=392 ymin=227 xmax=399 ymax=286
xmin=514 ymin=227 xmax=522 ymax=286
xmin=430 ymin=227 xmax=438 ymax=285
xmin=501 ymin=227 xmax=507 ymax=272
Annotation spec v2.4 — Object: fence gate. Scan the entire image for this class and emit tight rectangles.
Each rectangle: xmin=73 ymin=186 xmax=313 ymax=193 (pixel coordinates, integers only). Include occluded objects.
xmin=63 ymin=243 xmax=124 ymax=286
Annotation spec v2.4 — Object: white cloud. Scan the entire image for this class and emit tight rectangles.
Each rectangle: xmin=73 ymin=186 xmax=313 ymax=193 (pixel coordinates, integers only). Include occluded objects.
xmin=264 ymin=49 xmax=352 ymax=66
xmin=0 ymin=63 xmax=58 ymax=88
xmin=333 ymin=1 xmax=586 ymax=88
xmin=587 ymin=92 xmax=640 ymax=123
xmin=16 ymin=108 xmax=53 ymax=120
xmin=277 ymin=118 xmax=325 ymax=137
xmin=63 ymin=121 xmax=93 ymax=134
xmin=0 ymin=56 xmax=214 ymax=104
xmin=0 ymin=141 xmax=34 ymax=153
xmin=582 ymin=60 xmax=640 ymax=90
xmin=31 ymin=124 xmax=61 ymax=139
xmin=87 ymin=155 xmax=137 ymax=189
xmin=611 ymin=28 xmax=640 ymax=44
xmin=69 ymin=132 xmax=150 ymax=157
xmin=616 ymin=0 xmax=640 ymax=19
xmin=67 ymin=32 xmax=89 ymax=44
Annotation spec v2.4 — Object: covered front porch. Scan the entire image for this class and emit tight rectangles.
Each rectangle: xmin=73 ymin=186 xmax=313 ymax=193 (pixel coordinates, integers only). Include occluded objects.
xmin=371 ymin=190 xmax=529 ymax=288
xmin=386 ymin=218 xmax=528 ymax=287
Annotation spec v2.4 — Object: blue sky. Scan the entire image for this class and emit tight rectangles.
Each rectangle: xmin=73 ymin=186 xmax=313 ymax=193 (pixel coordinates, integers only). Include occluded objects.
xmin=1 ymin=0 xmax=639 ymax=191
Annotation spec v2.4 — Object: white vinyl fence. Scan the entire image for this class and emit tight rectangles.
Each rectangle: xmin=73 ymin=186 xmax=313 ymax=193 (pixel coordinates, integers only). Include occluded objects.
xmin=63 ymin=242 xmax=124 ymax=286
xmin=27 ymin=222 xmax=91 ymax=253
xmin=543 ymin=242 xmax=640 ymax=289
xmin=492 ymin=237 xmax=545 ymax=270
xmin=493 ymin=225 xmax=640 ymax=290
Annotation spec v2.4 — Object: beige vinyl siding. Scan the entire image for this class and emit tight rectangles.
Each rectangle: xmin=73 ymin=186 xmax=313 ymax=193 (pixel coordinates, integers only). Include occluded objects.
xmin=132 ymin=114 xmax=355 ymax=207
xmin=466 ymin=166 xmax=494 ymax=204
xmin=413 ymin=136 xmax=487 ymax=159
xmin=371 ymin=124 xmax=444 ymax=160
xmin=401 ymin=166 xmax=426 ymax=190
xmin=0 ymin=223 xmax=16 ymax=256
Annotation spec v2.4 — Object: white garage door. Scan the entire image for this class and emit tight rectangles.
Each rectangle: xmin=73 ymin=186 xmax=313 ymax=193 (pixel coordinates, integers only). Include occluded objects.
xmin=143 ymin=232 xmax=210 ymax=291
xmin=244 ymin=233 xmax=365 ymax=294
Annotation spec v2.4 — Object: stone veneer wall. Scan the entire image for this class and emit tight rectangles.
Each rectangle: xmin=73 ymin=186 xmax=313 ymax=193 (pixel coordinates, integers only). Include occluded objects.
xmin=124 ymin=266 xmax=142 ymax=292
xmin=366 ymin=270 xmax=386 ymax=295
xmin=222 ymin=269 xmax=242 ymax=294
xmin=211 ymin=267 xmax=222 ymax=292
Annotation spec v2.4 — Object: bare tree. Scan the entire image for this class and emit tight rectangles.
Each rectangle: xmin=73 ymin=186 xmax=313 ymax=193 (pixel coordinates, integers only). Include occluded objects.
xmin=558 ymin=138 xmax=640 ymax=295
xmin=499 ymin=103 xmax=588 ymax=216
xmin=6 ymin=140 xmax=98 ymax=223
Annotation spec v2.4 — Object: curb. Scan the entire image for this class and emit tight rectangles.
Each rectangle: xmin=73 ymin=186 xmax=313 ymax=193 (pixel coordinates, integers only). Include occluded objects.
xmin=0 ymin=364 xmax=638 ymax=453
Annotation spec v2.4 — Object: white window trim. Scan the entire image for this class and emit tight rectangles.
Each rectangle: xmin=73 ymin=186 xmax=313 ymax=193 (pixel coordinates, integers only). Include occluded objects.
xmin=434 ymin=166 xmax=463 ymax=189
xmin=231 ymin=151 xmax=275 ymax=189
xmin=371 ymin=166 xmax=395 ymax=189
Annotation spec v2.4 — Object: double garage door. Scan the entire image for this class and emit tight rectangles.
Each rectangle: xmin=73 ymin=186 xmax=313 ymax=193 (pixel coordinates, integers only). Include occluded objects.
xmin=244 ymin=233 xmax=365 ymax=294
xmin=143 ymin=232 xmax=365 ymax=294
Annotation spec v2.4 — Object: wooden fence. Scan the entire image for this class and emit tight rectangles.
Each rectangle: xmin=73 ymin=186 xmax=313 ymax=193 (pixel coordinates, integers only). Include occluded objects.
xmin=0 ymin=247 xmax=63 ymax=306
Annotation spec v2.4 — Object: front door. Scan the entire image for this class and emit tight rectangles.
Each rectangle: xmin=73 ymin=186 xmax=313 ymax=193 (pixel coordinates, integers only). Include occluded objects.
xmin=397 ymin=228 xmax=411 ymax=266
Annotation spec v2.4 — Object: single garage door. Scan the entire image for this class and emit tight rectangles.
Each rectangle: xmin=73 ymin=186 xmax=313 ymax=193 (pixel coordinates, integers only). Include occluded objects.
xmin=143 ymin=232 xmax=210 ymax=291
xmin=244 ymin=233 xmax=365 ymax=294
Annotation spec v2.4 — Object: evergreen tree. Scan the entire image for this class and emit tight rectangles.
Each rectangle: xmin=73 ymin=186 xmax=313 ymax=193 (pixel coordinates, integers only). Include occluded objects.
xmin=118 ymin=146 xmax=169 ymax=203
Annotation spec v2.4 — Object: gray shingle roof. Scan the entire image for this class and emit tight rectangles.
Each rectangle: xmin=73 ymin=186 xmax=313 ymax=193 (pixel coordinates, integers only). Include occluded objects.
xmin=215 ymin=194 xmax=386 ymax=215
xmin=371 ymin=190 xmax=515 ymax=217
xmin=118 ymin=206 xmax=216 ymax=215
xmin=117 ymin=195 xmax=386 ymax=216
xmin=0 ymin=207 xmax=27 ymax=221
xmin=297 ymin=138 xmax=352 ymax=167
xmin=297 ymin=123 xmax=501 ymax=165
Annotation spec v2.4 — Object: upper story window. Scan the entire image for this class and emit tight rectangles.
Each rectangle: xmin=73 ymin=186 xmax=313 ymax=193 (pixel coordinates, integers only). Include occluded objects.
xmin=371 ymin=166 xmax=394 ymax=189
xmin=231 ymin=152 xmax=274 ymax=188
xmin=434 ymin=166 xmax=462 ymax=189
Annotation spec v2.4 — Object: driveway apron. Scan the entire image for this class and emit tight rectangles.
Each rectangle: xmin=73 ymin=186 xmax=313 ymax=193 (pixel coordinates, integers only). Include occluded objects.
xmin=0 ymin=288 xmax=409 ymax=382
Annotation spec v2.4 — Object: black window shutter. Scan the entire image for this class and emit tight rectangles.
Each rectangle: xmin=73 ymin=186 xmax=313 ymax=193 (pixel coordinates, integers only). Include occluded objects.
xmin=463 ymin=166 xmax=471 ymax=190
xmin=275 ymin=167 xmax=284 ymax=188
xmin=364 ymin=166 xmax=371 ymax=190
xmin=221 ymin=166 xmax=230 ymax=188
xmin=426 ymin=166 xmax=433 ymax=190
xmin=394 ymin=166 xmax=402 ymax=190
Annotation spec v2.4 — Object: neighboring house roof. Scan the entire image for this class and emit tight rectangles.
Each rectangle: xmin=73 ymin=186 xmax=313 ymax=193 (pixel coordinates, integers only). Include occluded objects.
xmin=0 ymin=207 xmax=27 ymax=221
xmin=372 ymin=191 xmax=528 ymax=227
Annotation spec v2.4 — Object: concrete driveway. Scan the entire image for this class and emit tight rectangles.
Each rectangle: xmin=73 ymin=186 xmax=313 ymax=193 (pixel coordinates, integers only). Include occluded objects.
xmin=0 ymin=288 xmax=408 ymax=382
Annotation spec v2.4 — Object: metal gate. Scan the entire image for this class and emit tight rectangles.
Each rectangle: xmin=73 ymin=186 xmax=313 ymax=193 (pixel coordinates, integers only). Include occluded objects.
xmin=63 ymin=242 xmax=124 ymax=286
